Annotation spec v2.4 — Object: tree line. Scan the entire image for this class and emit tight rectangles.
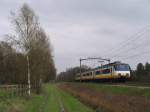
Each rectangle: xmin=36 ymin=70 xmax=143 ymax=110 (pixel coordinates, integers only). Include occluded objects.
xmin=0 ymin=4 xmax=56 ymax=93
xmin=132 ymin=62 xmax=150 ymax=82
xmin=56 ymin=65 xmax=91 ymax=81
xmin=57 ymin=63 xmax=150 ymax=82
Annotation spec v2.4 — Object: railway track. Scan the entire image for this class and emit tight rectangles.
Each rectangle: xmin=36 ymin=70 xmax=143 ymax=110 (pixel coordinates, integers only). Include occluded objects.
xmin=125 ymin=82 xmax=150 ymax=86
xmin=103 ymin=82 xmax=150 ymax=89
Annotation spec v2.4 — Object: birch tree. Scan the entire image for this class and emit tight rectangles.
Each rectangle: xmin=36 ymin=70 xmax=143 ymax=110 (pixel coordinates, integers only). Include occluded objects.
xmin=7 ymin=4 xmax=39 ymax=96
xmin=7 ymin=4 xmax=56 ymax=95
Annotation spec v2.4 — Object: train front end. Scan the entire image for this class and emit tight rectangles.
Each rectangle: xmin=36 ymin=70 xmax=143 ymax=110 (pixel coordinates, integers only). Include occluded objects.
xmin=113 ymin=63 xmax=131 ymax=80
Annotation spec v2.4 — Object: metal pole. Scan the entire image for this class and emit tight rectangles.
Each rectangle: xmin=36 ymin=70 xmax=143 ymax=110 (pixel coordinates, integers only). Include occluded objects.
xmin=108 ymin=59 xmax=111 ymax=64
xmin=80 ymin=59 xmax=82 ymax=82
xmin=27 ymin=55 xmax=31 ymax=97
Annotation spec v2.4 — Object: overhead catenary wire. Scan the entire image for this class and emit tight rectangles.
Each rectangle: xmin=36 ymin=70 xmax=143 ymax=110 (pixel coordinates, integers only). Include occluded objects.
xmin=121 ymin=49 xmax=150 ymax=60
xmin=109 ymin=28 xmax=150 ymax=59
xmin=104 ymin=25 xmax=150 ymax=58
xmin=111 ymin=33 xmax=150 ymax=59
xmin=99 ymin=25 xmax=150 ymax=69
xmin=81 ymin=25 xmax=150 ymax=69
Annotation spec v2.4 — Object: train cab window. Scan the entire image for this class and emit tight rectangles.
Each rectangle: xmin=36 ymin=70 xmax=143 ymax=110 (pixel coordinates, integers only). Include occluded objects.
xmin=114 ymin=64 xmax=130 ymax=71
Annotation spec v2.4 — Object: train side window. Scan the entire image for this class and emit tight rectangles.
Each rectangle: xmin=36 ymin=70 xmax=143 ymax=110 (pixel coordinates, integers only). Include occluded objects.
xmin=102 ymin=69 xmax=110 ymax=74
xmin=95 ymin=71 xmax=100 ymax=75
xmin=90 ymin=72 xmax=92 ymax=75
xmin=110 ymin=68 xmax=112 ymax=72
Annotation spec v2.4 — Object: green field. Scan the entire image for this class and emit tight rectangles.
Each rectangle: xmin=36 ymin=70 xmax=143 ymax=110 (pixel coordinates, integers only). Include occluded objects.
xmin=77 ymin=83 xmax=150 ymax=97
xmin=0 ymin=84 xmax=93 ymax=112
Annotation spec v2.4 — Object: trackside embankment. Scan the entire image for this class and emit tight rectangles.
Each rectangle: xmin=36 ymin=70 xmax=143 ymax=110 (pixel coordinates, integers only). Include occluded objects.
xmin=58 ymin=83 xmax=150 ymax=112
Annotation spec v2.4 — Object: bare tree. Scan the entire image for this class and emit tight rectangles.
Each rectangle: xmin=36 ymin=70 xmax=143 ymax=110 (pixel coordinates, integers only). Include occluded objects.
xmin=6 ymin=3 xmax=56 ymax=95
xmin=7 ymin=4 xmax=40 ymax=97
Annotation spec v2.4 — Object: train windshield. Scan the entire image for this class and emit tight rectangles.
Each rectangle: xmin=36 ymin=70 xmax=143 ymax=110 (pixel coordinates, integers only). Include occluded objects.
xmin=114 ymin=64 xmax=130 ymax=71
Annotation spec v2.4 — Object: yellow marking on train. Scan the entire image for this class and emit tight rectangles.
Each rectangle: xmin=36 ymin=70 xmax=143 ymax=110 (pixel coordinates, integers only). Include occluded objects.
xmin=94 ymin=74 xmax=113 ymax=79
xmin=82 ymin=76 xmax=93 ymax=80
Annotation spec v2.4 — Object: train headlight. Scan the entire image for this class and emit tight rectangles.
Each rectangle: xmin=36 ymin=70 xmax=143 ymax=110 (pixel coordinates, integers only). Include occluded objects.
xmin=118 ymin=73 xmax=121 ymax=77
xmin=126 ymin=73 xmax=129 ymax=77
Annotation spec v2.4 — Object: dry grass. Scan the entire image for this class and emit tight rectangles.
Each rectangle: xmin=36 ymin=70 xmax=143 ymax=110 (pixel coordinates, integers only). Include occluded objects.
xmin=7 ymin=104 xmax=23 ymax=112
xmin=58 ymin=83 xmax=150 ymax=112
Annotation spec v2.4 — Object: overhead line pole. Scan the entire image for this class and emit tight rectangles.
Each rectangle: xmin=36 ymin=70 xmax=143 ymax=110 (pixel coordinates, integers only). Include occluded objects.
xmin=80 ymin=59 xmax=81 ymax=82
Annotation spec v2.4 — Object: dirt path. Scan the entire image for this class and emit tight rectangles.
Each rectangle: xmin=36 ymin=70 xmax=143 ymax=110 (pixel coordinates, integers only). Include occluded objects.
xmin=45 ymin=84 xmax=93 ymax=112
xmin=59 ymin=99 xmax=66 ymax=112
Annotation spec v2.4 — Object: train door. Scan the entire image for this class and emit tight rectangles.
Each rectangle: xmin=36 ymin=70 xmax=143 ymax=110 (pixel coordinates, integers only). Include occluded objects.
xmin=111 ymin=66 xmax=114 ymax=78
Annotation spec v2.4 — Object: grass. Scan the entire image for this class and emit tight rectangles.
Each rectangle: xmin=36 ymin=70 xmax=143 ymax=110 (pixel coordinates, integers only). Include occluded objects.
xmin=42 ymin=84 xmax=93 ymax=112
xmin=57 ymin=86 xmax=93 ymax=112
xmin=0 ymin=90 xmax=25 ymax=112
xmin=79 ymin=83 xmax=150 ymax=97
xmin=25 ymin=95 xmax=44 ymax=112
xmin=59 ymin=83 xmax=150 ymax=112
xmin=1 ymin=83 xmax=149 ymax=112
xmin=0 ymin=84 xmax=93 ymax=112
xmin=41 ymin=84 xmax=60 ymax=112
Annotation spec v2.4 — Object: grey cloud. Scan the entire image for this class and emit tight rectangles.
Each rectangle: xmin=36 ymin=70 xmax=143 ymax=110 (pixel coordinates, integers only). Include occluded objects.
xmin=0 ymin=0 xmax=150 ymax=72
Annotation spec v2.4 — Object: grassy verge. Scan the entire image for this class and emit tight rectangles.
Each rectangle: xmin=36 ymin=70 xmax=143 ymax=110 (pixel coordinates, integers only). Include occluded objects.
xmin=42 ymin=84 xmax=93 ymax=112
xmin=57 ymin=85 xmax=93 ymax=112
xmin=0 ymin=84 xmax=93 ymax=112
xmin=0 ymin=90 xmax=26 ymax=112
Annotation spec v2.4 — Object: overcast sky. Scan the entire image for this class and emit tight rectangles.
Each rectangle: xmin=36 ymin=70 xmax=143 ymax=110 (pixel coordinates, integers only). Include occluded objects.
xmin=1 ymin=0 xmax=150 ymax=73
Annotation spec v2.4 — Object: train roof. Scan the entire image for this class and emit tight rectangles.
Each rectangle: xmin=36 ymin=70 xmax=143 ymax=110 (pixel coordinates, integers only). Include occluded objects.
xmin=95 ymin=61 xmax=129 ymax=69
xmin=76 ymin=61 xmax=130 ymax=75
